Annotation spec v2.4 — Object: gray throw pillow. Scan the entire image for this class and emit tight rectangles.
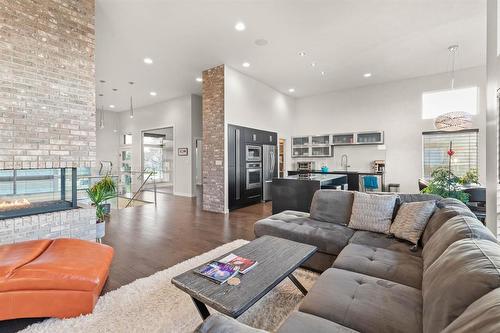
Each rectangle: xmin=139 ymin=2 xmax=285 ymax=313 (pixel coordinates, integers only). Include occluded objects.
xmin=348 ymin=192 xmax=398 ymax=234
xmin=390 ymin=201 xmax=436 ymax=245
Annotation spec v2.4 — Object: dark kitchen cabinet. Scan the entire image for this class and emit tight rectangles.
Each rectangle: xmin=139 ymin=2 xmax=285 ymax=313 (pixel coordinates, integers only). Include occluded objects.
xmin=228 ymin=124 xmax=278 ymax=210
xmin=244 ymin=128 xmax=276 ymax=145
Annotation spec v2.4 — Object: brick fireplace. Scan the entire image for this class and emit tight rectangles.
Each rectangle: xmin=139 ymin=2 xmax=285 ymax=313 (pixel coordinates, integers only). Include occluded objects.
xmin=0 ymin=0 xmax=97 ymax=244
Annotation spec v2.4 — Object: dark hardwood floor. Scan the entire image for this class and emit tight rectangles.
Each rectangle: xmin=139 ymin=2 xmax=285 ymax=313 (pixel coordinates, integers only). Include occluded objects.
xmin=1 ymin=189 xmax=272 ymax=332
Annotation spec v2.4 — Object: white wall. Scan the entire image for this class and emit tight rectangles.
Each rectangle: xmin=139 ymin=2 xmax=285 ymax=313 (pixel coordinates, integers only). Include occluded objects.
xmin=96 ymin=110 xmax=120 ymax=173
xmin=486 ymin=0 xmax=499 ymax=233
xmin=294 ymin=66 xmax=487 ymax=193
xmin=191 ymin=94 xmax=203 ymax=193
xmin=224 ymin=66 xmax=296 ymax=211
xmin=118 ymin=94 xmax=201 ymax=197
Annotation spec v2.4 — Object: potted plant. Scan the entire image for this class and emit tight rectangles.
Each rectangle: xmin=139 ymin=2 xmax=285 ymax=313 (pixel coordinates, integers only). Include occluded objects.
xmin=459 ymin=168 xmax=479 ymax=186
xmin=86 ymin=177 xmax=117 ymax=239
xmin=97 ymin=176 xmax=116 ymax=214
xmin=422 ymin=167 xmax=469 ymax=203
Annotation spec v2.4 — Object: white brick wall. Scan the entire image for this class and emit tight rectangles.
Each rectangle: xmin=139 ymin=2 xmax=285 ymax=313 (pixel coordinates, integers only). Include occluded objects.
xmin=0 ymin=0 xmax=96 ymax=170
xmin=0 ymin=208 xmax=97 ymax=245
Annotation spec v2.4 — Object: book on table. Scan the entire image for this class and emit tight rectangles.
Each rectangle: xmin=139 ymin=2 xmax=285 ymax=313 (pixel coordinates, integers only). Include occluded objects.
xmin=196 ymin=262 xmax=239 ymax=284
xmin=219 ymin=253 xmax=258 ymax=274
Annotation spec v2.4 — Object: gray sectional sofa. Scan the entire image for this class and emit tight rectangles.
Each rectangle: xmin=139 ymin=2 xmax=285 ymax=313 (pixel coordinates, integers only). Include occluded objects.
xmin=196 ymin=190 xmax=500 ymax=333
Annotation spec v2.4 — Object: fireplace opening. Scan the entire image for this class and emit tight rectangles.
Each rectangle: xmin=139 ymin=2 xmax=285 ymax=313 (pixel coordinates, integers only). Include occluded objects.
xmin=0 ymin=167 xmax=78 ymax=220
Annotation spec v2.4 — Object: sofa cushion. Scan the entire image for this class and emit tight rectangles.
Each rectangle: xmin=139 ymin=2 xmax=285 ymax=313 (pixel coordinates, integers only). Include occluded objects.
xmin=348 ymin=192 xmax=398 ymax=234
xmin=436 ymin=197 xmax=469 ymax=209
xmin=277 ymin=311 xmax=358 ymax=333
xmin=0 ymin=239 xmax=52 ymax=277
xmin=333 ymin=243 xmax=423 ymax=289
xmin=422 ymin=215 xmax=497 ymax=271
xmin=398 ymin=193 xmax=441 ymax=203
xmin=390 ymin=201 xmax=436 ymax=245
xmin=309 ymin=190 xmax=354 ymax=225
xmin=255 ymin=215 xmax=354 ymax=256
xmin=349 ymin=230 xmax=422 ymax=256
xmin=299 ymin=268 xmax=422 ymax=333
xmin=421 ymin=206 xmax=476 ymax=246
xmin=422 ymin=239 xmax=500 ymax=333
xmin=194 ymin=314 xmax=267 ymax=333
xmin=0 ymin=239 xmax=114 ymax=292
xmin=441 ymin=289 xmax=500 ymax=333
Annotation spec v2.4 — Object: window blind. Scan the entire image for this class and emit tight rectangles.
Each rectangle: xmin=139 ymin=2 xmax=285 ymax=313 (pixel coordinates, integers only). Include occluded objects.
xmin=422 ymin=129 xmax=478 ymax=179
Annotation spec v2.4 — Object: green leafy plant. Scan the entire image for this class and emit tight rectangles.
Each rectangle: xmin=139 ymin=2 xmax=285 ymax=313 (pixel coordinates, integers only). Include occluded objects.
xmin=459 ymin=168 xmax=478 ymax=185
xmin=422 ymin=167 xmax=469 ymax=203
xmin=86 ymin=177 xmax=117 ymax=223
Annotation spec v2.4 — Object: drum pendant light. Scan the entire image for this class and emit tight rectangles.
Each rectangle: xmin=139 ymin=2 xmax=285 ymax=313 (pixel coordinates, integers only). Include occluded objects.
xmin=434 ymin=45 xmax=473 ymax=131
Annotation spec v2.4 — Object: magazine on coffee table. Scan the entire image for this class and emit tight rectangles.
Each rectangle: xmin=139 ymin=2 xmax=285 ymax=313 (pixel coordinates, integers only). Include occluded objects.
xmin=219 ymin=253 xmax=258 ymax=274
xmin=195 ymin=262 xmax=239 ymax=284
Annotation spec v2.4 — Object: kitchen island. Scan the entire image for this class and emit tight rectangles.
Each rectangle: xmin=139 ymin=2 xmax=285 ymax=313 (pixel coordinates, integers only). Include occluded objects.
xmin=272 ymin=174 xmax=347 ymax=214
xmin=287 ymin=170 xmax=384 ymax=192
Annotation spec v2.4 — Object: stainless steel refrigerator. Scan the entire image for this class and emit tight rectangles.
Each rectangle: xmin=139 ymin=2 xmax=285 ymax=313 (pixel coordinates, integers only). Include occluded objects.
xmin=262 ymin=145 xmax=277 ymax=201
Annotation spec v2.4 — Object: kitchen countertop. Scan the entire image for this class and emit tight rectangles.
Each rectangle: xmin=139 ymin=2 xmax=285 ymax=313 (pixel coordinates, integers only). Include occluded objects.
xmin=288 ymin=170 xmax=384 ymax=175
xmin=280 ymin=174 xmax=347 ymax=182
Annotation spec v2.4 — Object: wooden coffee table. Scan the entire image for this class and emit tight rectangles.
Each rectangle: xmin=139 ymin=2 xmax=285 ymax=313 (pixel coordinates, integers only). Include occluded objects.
xmin=171 ymin=236 xmax=317 ymax=319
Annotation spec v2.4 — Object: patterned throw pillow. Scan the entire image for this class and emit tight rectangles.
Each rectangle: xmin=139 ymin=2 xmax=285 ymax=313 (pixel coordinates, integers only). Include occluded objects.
xmin=348 ymin=192 xmax=398 ymax=234
xmin=390 ymin=201 xmax=436 ymax=244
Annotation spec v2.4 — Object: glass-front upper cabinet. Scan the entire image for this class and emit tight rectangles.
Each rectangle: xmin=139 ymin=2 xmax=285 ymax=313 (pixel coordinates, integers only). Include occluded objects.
xmin=292 ymin=136 xmax=309 ymax=146
xmin=356 ymin=132 xmax=384 ymax=144
xmin=311 ymin=135 xmax=330 ymax=146
xmin=311 ymin=146 xmax=331 ymax=157
xmin=292 ymin=147 xmax=310 ymax=157
xmin=331 ymin=133 xmax=355 ymax=145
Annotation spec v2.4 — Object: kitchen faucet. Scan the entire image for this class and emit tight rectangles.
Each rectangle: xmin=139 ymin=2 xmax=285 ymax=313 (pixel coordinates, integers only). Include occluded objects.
xmin=341 ymin=154 xmax=350 ymax=172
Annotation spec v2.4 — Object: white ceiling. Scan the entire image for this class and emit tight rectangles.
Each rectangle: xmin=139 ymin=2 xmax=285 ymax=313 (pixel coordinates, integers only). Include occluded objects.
xmin=95 ymin=0 xmax=486 ymax=111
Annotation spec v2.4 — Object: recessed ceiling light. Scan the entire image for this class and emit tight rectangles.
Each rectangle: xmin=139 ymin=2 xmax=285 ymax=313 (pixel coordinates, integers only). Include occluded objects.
xmin=234 ymin=22 xmax=246 ymax=31
xmin=363 ymin=73 xmax=372 ymax=78
xmin=321 ymin=71 xmax=326 ymax=76
xmin=196 ymin=77 xmax=203 ymax=82
xmin=41 ymin=106 xmax=47 ymax=109
xmin=255 ymin=39 xmax=268 ymax=46
xmin=242 ymin=62 xmax=250 ymax=68
xmin=149 ymin=91 xmax=157 ymax=96
xmin=109 ymin=104 xmax=115 ymax=108
xmin=298 ymin=51 xmax=306 ymax=57
xmin=143 ymin=57 xmax=153 ymax=64
xmin=288 ymin=88 xmax=295 ymax=93
xmin=311 ymin=62 xmax=316 ymax=67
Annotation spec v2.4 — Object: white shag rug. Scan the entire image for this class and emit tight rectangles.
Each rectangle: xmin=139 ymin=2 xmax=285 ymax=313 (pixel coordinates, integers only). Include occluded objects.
xmin=21 ymin=239 xmax=319 ymax=333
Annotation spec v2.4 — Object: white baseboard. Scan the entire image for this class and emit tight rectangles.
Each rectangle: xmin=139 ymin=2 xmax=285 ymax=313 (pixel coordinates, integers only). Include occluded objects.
xmin=173 ymin=192 xmax=195 ymax=197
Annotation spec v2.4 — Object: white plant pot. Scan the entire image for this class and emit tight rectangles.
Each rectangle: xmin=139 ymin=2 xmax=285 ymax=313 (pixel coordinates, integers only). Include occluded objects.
xmin=96 ymin=221 xmax=106 ymax=239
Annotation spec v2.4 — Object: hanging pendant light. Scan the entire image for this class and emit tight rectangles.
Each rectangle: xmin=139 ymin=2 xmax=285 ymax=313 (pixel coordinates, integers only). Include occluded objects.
xmin=99 ymin=105 xmax=105 ymax=129
xmin=433 ymin=45 xmax=473 ymax=131
xmin=129 ymin=81 xmax=135 ymax=119
xmin=97 ymin=80 xmax=105 ymax=129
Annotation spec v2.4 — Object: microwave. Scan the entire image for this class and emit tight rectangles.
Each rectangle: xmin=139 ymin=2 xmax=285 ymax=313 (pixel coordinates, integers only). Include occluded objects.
xmin=246 ymin=145 xmax=262 ymax=161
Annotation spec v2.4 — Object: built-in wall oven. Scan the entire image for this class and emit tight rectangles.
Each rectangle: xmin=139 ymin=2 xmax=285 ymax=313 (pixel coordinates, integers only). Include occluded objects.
xmin=246 ymin=162 xmax=262 ymax=189
xmin=246 ymin=145 xmax=262 ymax=162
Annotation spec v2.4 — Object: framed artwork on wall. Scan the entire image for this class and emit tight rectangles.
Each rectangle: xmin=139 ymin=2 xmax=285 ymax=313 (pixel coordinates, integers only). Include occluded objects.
xmin=178 ymin=148 xmax=188 ymax=156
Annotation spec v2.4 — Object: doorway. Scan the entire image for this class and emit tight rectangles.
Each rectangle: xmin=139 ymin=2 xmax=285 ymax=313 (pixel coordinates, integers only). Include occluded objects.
xmin=279 ymin=138 xmax=286 ymax=177
xmin=195 ymin=138 xmax=203 ymax=198
xmin=142 ymin=127 xmax=174 ymax=194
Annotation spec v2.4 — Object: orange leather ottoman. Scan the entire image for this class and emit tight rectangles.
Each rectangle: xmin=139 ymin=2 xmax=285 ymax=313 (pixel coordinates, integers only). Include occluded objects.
xmin=0 ymin=238 xmax=114 ymax=320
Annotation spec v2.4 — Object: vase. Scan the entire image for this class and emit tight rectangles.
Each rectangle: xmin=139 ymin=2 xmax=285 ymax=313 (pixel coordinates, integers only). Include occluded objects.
xmin=96 ymin=221 xmax=106 ymax=240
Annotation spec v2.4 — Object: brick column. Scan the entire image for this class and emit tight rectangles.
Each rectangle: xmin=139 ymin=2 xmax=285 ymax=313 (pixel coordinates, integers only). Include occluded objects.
xmin=202 ymin=65 xmax=225 ymax=213
xmin=0 ymin=0 xmax=96 ymax=169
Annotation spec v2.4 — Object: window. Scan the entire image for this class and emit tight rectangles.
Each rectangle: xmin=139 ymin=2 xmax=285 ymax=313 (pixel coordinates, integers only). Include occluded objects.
xmin=422 ymin=87 xmax=478 ymax=119
xmin=123 ymin=134 xmax=133 ymax=145
xmin=422 ymin=129 xmax=478 ymax=179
